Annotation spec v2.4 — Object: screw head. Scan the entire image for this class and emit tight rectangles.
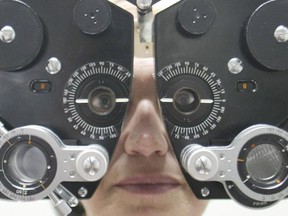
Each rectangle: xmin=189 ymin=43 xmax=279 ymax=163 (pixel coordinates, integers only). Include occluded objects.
xmin=68 ymin=197 xmax=79 ymax=207
xmin=201 ymin=187 xmax=210 ymax=197
xmin=228 ymin=58 xmax=243 ymax=74
xmin=274 ymin=25 xmax=288 ymax=43
xmin=0 ymin=26 xmax=16 ymax=43
xmin=78 ymin=187 xmax=88 ymax=198
xmin=46 ymin=57 xmax=61 ymax=74
xmin=69 ymin=171 xmax=76 ymax=178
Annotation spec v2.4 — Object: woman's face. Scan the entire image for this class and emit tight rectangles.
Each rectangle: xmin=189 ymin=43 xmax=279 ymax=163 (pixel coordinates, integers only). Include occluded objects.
xmin=82 ymin=58 xmax=208 ymax=216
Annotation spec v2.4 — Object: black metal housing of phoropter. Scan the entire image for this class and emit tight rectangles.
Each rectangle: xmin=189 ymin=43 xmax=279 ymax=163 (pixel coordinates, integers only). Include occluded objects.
xmin=155 ymin=0 xmax=288 ymax=208
xmin=0 ymin=0 xmax=133 ymax=200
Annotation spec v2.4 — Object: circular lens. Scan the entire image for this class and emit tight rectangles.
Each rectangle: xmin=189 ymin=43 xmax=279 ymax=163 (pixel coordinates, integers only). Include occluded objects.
xmin=173 ymin=88 xmax=199 ymax=114
xmin=246 ymin=144 xmax=285 ymax=184
xmin=7 ymin=143 xmax=47 ymax=184
xmin=88 ymin=87 xmax=116 ymax=115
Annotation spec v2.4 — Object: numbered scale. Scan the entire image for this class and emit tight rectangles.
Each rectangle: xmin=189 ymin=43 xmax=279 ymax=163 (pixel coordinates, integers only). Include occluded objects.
xmin=157 ymin=61 xmax=226 ymax=141
xmin=63 ymin=61 xmax=131 ymax=141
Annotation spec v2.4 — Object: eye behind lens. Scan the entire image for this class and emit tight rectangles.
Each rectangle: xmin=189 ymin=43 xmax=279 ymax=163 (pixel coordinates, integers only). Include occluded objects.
xmin=173 ymin=88 xmax=200 ymax=114
xmin=88 ymin=86 xmax=116 ymax=116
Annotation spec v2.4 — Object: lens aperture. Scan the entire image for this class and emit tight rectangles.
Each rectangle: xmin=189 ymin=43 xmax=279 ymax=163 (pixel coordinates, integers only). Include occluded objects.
xmin=7 ymin=142 xmax=47 ymax=184
xmin=88 ymin=87 xmax=116 ymax=116
xmin=246 ymin=144 xmax=285 ymax=185
xmin=173 ymin=88 xmax=199 ymax=114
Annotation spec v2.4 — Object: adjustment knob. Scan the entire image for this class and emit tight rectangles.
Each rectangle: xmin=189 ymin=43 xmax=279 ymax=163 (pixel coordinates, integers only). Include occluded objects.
xmin=0 ymin=0 xmax=43 ymax=71
xmin=246 ymin=0 xmax=288 ymax=70
xmin=74 ymin=0 xmax=112 ymax=35
xmin=76 ymin=145 xmax=109 ymax=181
xmin=178 ymin=0 xmax=216 ymax=35
xmin=181 ymin=144 xmax=219 ymax=181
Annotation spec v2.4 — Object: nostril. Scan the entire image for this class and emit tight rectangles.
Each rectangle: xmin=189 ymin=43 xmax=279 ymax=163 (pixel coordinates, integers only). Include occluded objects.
xmin=124 ymin=132 xmax=168 ymax=157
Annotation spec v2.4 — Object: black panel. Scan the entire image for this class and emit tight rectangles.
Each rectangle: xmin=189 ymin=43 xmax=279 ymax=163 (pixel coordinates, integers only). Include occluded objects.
xmin=0 ymin=0 xmax=133 ymax=199
xmin=155 ymin=0 xmax=288 ymax=200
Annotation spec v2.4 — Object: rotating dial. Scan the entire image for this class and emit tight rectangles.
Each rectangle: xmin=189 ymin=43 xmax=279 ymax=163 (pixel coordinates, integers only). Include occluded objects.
xmin=224 ymin=125 xmax=288 ymax=206
xmin=237 ymin=134 xmax=288 ymax=197
xmin=63 ymin=61 xmax=131 ymax=141
xmin=181 ymin=125 xmax=288 ymax=207
xmin=157 ymin=61 xmax=226 ymax=140
xmin=0 ymin=126 xmax=58 ymax=201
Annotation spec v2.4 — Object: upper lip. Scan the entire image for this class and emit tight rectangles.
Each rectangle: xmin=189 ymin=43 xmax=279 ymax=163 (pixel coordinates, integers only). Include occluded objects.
xmin=115 ymin=175 xmax=181 ymax=186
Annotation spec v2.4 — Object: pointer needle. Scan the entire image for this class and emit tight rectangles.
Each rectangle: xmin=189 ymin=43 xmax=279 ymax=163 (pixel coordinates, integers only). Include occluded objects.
xmin=75 ymin=98 xmax=129 ymax=104
xmin=160 ymin=98 xmax=174 ymax=103
xmin=160 ymin=98 xmax=214 ymax=104
xmin=200 ymin=99 xmax=214 ymax=104
xmin=75 ymin=99 xmax=89 ymax=104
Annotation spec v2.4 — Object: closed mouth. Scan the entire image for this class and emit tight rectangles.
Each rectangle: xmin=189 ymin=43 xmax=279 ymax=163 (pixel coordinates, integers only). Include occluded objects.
xmin=115 ymin=175 xmax=180 ymax=195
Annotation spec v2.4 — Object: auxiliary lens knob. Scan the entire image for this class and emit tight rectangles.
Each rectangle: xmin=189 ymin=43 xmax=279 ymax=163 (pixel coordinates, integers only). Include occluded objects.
xmin=181 ymin=144 xmax=219 ymax=181
xmin=76 ymin=145 xmax=109 ymax=181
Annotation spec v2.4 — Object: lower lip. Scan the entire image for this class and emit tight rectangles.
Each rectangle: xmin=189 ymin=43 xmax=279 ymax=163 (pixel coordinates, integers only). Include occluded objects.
xmin=116 ymin=184 xmax=179 ymax=195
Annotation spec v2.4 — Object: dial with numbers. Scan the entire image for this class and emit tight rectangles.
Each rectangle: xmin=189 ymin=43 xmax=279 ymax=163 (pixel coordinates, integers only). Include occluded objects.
xmin=63 ymin=61 xmax=131 ymax=141
xmin=157 ymin=61 xmax=226 ymax=140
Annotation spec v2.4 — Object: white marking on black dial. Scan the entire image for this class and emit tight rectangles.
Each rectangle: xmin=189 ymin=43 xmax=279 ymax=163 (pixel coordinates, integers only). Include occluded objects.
xmin=63 ymin=61 xmax=131 ymax=140
xmin=158 ymin=61 xmax=226 ymax=140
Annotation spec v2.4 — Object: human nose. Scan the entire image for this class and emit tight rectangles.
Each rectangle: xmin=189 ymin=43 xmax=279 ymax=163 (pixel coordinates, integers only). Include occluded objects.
xmin=123 ymin=99 xmax=169 ymax=157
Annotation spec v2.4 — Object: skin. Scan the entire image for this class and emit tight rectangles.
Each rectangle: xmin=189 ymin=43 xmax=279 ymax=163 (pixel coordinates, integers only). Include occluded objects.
xmin=82 ymin=58 xmax=208 ymax=216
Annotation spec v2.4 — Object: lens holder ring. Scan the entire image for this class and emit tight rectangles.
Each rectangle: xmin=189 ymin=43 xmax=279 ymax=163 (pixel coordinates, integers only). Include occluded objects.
xmin=0 ymin=125 xmax=109 ymax=201
xmin=1 ymin=135 xmax=56 ymax=193
xmin=181 ymin=124 xmax=288 ymax=203
xmin=0 ymin=125 xmax=62 ymax=201
xmin=229 ymin=125 xmax=288 ymax=202
xmin=224 ymin=181 xmax=278 ymax=208
xmin=237 ymin=134 xmax=288 ymax=195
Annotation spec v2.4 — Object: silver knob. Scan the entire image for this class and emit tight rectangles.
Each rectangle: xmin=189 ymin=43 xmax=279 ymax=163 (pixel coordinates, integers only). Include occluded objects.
xmin=46 ymin=57 xmax=62 ymax=74
xmin=228 ymin=58 xmax=243 ymax=74
xmin=274 ymin=25 xmax=288 ymax=43
xmin=76 ymin=145 xmax=109 ymax=181
xmin=0 ymin=26 xmax=16 ymax=43
xmin=181 ymin=144 xmax=219 ymax=181
xmin=136 ymin=0 xmax=153 ymax=11
xmin=78 ymin=186 xmax=88 ymax=198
